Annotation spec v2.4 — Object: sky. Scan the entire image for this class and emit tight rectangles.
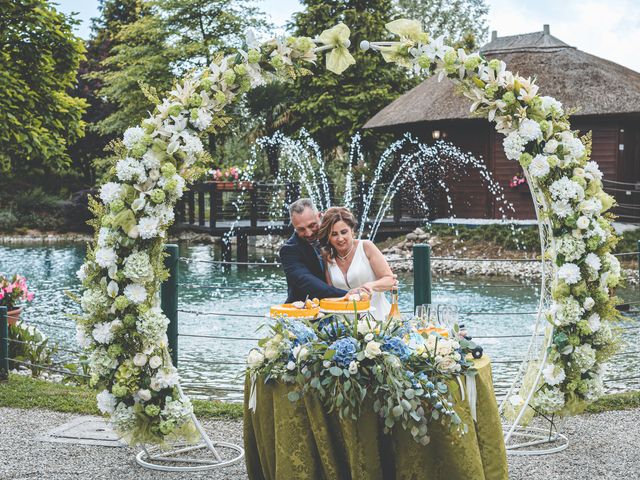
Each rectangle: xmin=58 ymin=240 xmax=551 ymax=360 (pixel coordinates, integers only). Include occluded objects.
xmin=54 ymin=0 xmax=640 ymax=72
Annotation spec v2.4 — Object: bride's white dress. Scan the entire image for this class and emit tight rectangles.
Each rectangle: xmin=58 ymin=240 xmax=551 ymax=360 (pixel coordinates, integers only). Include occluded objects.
xmin=327 ymin=240 xmax=391 ymax=320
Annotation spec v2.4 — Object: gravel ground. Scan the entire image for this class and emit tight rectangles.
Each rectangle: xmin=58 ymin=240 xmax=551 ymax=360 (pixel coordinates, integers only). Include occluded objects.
xmin=1 ymin=406 xmax=639 ymax=480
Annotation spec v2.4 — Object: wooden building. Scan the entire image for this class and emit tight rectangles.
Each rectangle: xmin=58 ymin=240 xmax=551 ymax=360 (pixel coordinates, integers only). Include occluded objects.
xmin=364 ymin=26 xmax=640 ymax=221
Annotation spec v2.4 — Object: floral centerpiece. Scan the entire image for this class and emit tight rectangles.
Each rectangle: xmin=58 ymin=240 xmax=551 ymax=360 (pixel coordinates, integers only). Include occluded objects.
xmin=212 ymin=166 xmax=242 ymax=182
xmin=509 ymin=173 xmax=527 ymax=189
xmin=247 ymin=311 xmax=481 ymax=445
xmin=0 ymin=274 xmax=35 ymax=324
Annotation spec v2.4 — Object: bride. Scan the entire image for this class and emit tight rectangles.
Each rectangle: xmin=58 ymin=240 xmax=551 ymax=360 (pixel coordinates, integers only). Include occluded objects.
xmin=318 ymin=207 xmax=396 ymax=320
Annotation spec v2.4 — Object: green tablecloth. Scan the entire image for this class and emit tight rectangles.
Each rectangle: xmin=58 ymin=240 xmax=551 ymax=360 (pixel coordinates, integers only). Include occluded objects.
xmin=243 ymin=356 xmax=508 ymax=480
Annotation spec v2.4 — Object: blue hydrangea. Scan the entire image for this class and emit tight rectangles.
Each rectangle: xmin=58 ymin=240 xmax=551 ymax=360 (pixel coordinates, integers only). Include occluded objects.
xmin=317 ymin=316 xmax=347 ymax=340
xmin=382 ymin=336 xmax=411 ymax=361
xmin=283 ymin=319 xmax=317 ymax=345
xmin=328 ymin=337 xmax=358 ymax=368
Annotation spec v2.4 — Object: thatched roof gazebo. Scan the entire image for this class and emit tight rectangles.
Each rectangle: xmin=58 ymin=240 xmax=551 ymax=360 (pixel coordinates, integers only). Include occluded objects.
xmin=365 ymin=26 xmax=640 ymax=221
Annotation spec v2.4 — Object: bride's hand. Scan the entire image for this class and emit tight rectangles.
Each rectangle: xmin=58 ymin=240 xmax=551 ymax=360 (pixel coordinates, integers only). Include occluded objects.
xmin=359 ymin=283 xmax=374 ymax=295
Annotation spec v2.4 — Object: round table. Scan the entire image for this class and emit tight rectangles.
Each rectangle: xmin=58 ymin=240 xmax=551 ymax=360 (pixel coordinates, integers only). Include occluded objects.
xmin=243 ymin=356 xmax=508 ymax=480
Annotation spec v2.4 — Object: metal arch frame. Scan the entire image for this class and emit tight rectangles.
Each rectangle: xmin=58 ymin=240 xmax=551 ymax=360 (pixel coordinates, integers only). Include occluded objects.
xmin=136 ymin=384 xmax=244 ymax=471
xmin=497 ymin=168 xmax=568 ymax=454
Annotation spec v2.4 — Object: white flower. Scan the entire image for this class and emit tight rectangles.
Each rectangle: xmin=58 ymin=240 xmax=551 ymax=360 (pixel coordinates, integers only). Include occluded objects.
xmin=584 ymin=161 xmax=603 ymax=181
xmin=152 ymin=367 xmax=179 ymax=389
xmin=99 ymin=182 xmax=123 ymax=205
xmin=540 ymin=96 xmax=563 ymax=116
xmin=247 ymin=349 xmax=265 ymax=368
xmin=543 ymin=139 xmax=559 ymax=154
xmin=137 ymin=308 xmax=170 ymax=344
xmin=503 ymin=132 xmax=527 ymax=160
xmin=149 ymin=355 xmax=163 ymax=369
xmin=364 ymin=341 xmax=382 ymax=359
xmin=518 ymin=118 xmax=543 ymax=142
xmin=286 ymin=360 xmax=296 ymax=370
xmin=107 ymin=280 xmax=119 ymax=298
xmin=95 ymin=247 xmax=118 ymax=268
xmin=76 ymin=263 xmax=89 ymax=282
xmin=96 ymin=390 xmax=117 ymax=414
xmin=141 ymin=150 xmax=162 ymax=170
xmin=542 ymin=363 xmax=566 ymax=386
xmin=560 ymin=131 xmax=585 ymax=159
xmin=364 ymin=332 xmax=374 ymax=342
xmin=529 ymin=154 xmax=550 ymax=178
xmin=348 ymin=360 xmax=358 ymax=375
xmin=579 ymin=198 xmax=602 ymax=216
xmin=549 ymin=177 xmax=584 ymax=202
xmin=572 ymin=344 xmax=596 ymax=373
xmin=92 ymin=322 xmax=114 ymax=344
xmin=532 ymin=387 xmax=565 ymax=413
xmin=138 ymin=217 xmax=160 ymax=239
xmin=192 ymin=108 xmax=213 ymax=131
xmin=551 ymin=200 xmax=573 ymax=218
xmin=556 ymin=236 xmax=585 ymax=262
xmin=558 ymin=263 xmax=581 ymax=284
xmin=576 ymin=216 xmax=590 ymax=229
xmin=124 ymin=283 xmax=147 ymax=304
xmin=133 ymin=353 xmax=148 ymax=367
xmin=182 ymin=133 xmax=204 ymax=155
xmin=116 ymin=157 xmax=147 ymax=183
xmin=585 ymin=253 xmax=602 ymax=273
xmin=588 ymin=313 xmax=601 ymax=332
xmin=583 ymin=297 xmax=595 ymax=310
xmin=131 ymin=196 xmax=146 ymax=212
xmin=292 ymin=345 xmax=309 ymax=363
xmin=358 ymin=318 xmax=377 ymax=335
xmin=508 ymin=395 xmax=524 ymax=407
xmin=554 ymin=297 xmax=584 ymax=326
xmin=137 ymin=389 xmax=152 ymax=402
xmin=76 ymin=325 xmax=93 ymax=349
xmin=123 ymin=126 xmax=146 ymax=149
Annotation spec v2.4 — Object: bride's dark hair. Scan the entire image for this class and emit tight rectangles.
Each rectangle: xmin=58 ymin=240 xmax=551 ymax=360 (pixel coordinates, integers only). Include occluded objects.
xmin=318 ymin=207 xmax=358 ymax=262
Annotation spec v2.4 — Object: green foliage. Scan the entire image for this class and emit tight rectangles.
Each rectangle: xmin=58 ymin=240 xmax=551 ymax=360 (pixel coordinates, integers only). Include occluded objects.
xmin=0 ymin=0 xmax=88 ymax=176
xmin=0 ymin=210 xmax=18 ymax=232
xmin=8 ymin=322 xmax=58 ymax=377
xmin=288 ymin=0 xmax=419 ymax=155
xmin=613 ymin=227 xmax=640 ymax=255
xmin=585 ymin=390 xmax=640 ymax=413
xmin=395 ymin=0 xmax=489 ymax=45
xmin=0 ymin=186 xmax=69 ymax=232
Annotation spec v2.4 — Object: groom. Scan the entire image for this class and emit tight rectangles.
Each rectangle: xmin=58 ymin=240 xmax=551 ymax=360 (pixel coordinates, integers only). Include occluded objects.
xmin=280 ymin=198 xmax=349 ymax=302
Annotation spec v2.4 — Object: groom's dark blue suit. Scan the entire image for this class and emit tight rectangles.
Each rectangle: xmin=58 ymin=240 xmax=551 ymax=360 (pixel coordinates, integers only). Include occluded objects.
xmin=280 ymin=232 xmax=348 ymax=303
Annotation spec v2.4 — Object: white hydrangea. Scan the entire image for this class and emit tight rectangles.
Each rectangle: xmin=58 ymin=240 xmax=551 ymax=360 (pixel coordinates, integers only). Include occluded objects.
xmin=542 ymin=363 xmax=566 ymax=386
xmin=587 ymin=312 xmax=601 ymax=332
xmin=572 ymin=344 xmax=596 ymax=373
xmin=192 ymin=108 xmax=213 ymax=130
xmin=116 ymin=157 xmax=147 ymax=183
xmin=124 ymin=283 xmax=147 ymax=304
xmin=585 ymin=253 xmax=602 ymax=273
xmin=76 ymin=263 xmax=90 ymax=282
xmin=593 ymin=323 xmax=613 ymax=347
xmin=558 ymin=263 xmax=581 ymax=284
xmin=137 ymin=308 xmax=170 ymax=344
xmin=503 ymin=132 xmax=527 ymax=160
xmin=584 ymin=161 xmax=603 ymax=181
xmin=123 ymin=251 xmax=154 ymax=283
xmin=540 ymin=96 xmax=563 ymax=116
xmin=182 ymin=133 xmax=204 ymax=155
xmin=141 ymin=150 xmax=162 ymax=170
xmin=518 ymin=118 xmax=543 ymax=142
xmin=81 ymin=288 xmax=109 ymax=314
xmin=92 ymin=321 xmax=116 ymax=344
xmin=138 ymin=217 xmax=160 ymax=240
xmin=89 ymin=347 xmax=118 ymax=377
xmin=99 ymin=182 xmax=123 ymax=205
xmin=556 ymin=236 xmax=585 ymax=262
xmin=145 ymin=203 xmax=175 ymax=226
xmin=76 ymin=325 xmax=93 ymax=349
xmin=161 ymin=396 xmax=193 ymax=424
xmin=579 ymin=198 xmax=602 ymax=216
xmin=554 ymin=297 xmax=584 ymax=326
xmin=549 ymin=177 xmax=584 ymax=202
xmin=123 ymin=126 xmax=146 ymax=149
xmin=112 ymin=402 xmax=137 ymax=431
xmin=96 ymin=390 xmax=117 ymax=414
xmin=551 ymin=200 xmax=573 ymax=218
xmin=529 ymin=154 xmax=550 ymax=178
xmin=532 ymin=387 xmax=565 ymax=413
xmin=603 ymin=253 xmax=621 ymax=277
xmin=582 ymin=375 xmax=605 ymax=401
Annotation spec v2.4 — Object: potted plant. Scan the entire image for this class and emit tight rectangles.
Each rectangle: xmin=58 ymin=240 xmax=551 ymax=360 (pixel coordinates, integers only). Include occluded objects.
xmin=0 ymin=274 xmax=34 ymax=325
xmin=211 ymin=167 xmax=253 ymax=190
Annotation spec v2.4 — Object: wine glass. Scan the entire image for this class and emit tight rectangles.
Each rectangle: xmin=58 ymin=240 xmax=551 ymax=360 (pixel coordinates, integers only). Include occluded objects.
xmin=414 ymin=304 xmax=427 ymax=325
xmin=437 ymin=305 xmax=458 ymax=333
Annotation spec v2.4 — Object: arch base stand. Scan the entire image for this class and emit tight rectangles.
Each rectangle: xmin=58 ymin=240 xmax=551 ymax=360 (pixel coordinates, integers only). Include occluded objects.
xmin=136 ymin=413 xmax=244 ymax=472
xmin=504 ymin=414 xmax=569 ymax=456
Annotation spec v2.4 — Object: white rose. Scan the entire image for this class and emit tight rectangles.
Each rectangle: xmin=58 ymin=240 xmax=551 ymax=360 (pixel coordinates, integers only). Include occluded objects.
xmin=323 ymin=360 xmax=332 ymax=369
xmin=131 ymin=197 xmax=146 ymax=212
xmin=128 ymin=226 xmax=140 ymax=239
xmin=149 ymin=355 xmax=163 ymax=369
xmin=576 ymin=216 xmax=590 ymax=230
xmin=437 ymin=356 xmax=459 ymax=373
xmin=292 ymin=345 xmax=309 ymax=362
xmin=348 ymin=360 xmax=358 ymax=374
xmin=364 ymin=341 xmax=382 ymax=359
xmin=543 ymin=139 xmax=559 ymax=154
xmin=287 ymin=361 xmax=296 ymax=370
xmin=133 ymin=353 xmax=148 ymax=367
xmin=246 ymin=349 xmax=265 ymax=368
xmin=358 ymin=319 xmax=377 ymax=334
xmin=264 ymin=344 xmax=279 ymax=360
xmin=364 ymin=332 xmax=374 ymax=342
xmin=583 ymin=297 xmax=595 ymax=310
xmin=138 ymin=389 xmax=152 ymax=402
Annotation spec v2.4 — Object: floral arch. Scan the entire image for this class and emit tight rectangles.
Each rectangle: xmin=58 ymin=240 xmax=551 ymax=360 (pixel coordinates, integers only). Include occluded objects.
xmin=76 ymin=19 xmax=621 ymax=447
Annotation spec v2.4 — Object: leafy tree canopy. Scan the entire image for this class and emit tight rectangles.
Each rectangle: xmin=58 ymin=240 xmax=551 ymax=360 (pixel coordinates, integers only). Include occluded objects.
xmin=0 ymin=0 xmax=88 ymax=176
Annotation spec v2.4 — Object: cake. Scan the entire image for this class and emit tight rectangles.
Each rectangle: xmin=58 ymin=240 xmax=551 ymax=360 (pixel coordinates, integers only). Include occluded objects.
xmin=417 ymin=325 xmax=450 ymax=338
xmin=319 ymin=293 xmax=370 ymax=314
xmin=270 ymin=298 xmax=320 ymax=319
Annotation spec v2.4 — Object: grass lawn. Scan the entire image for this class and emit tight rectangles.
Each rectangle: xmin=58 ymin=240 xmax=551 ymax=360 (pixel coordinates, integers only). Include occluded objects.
xmin=1 ymin=373 xmax=637 ymax=420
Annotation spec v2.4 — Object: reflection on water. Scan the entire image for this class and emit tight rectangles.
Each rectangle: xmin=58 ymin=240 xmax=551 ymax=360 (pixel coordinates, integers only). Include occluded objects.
xmin=1 ymin=242 xmax=638 ymax=402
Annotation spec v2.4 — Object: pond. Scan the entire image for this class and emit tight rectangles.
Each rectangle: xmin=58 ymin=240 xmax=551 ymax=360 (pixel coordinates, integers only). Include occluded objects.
xmin=1 ymin=242 xmax=638 ymax=402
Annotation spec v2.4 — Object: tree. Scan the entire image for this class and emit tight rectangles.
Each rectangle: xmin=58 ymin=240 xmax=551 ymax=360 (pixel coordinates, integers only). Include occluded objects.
xmin=288 ymin=0 xmax=419 ymax=155
xmin=395 ymin=0 xmax=489 ymax=46
xmin=0 ymin=0 xmax=87 ymax=176
xmin=69 ymin=0 xmax=144 ymax=184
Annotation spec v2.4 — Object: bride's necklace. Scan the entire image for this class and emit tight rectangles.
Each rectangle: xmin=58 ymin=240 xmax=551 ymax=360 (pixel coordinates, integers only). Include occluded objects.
xmin=336 ymin=241 xmax=355 ymax=261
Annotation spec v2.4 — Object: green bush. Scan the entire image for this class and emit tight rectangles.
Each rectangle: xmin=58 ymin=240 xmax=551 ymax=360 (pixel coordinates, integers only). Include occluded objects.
xmin=18 ymin=212 xmax=66 ymax=231
xmin=426 ymin=224 xmax=541 ymax=251
xmin=13 ymin=187 xmax=64 ymax=213
xmin=0 ymin=210 xmax=18 ymax=231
